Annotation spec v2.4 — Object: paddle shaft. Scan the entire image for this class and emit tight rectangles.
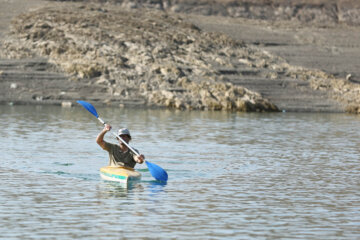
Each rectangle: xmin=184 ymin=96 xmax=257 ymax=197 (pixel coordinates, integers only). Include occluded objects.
xmin=97 ymin=117 xmax=140 ymax=157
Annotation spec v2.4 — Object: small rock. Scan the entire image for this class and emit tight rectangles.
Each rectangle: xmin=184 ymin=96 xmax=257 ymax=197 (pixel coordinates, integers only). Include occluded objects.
xmin=61 ymin=101 xmax=72 ymax=107
xmin=33 ymin=95 xmax=43 ymax=101
xmin=346 ymin=74 xmax=352 ymax=81
xmin=10 ymin=83 xmax=17 ymax=89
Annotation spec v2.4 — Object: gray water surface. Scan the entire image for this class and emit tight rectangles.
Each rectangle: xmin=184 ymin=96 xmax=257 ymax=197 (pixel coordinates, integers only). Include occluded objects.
xmin=0 ymin=105 xmax=359 ymax=239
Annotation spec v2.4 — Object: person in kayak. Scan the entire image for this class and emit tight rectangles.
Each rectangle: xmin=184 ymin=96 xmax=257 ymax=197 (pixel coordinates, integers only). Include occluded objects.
xmin=96 ymin=124 xmax=145 ymax=168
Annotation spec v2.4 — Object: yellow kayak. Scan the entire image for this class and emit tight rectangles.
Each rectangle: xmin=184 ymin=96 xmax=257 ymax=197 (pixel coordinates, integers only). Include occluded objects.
xmin=100 ymin=166 xmax=141 ymax=183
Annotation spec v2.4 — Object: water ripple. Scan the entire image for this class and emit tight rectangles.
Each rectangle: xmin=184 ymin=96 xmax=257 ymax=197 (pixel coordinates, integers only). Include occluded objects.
xmin=0 ymin=106 xmax=359 ymax=239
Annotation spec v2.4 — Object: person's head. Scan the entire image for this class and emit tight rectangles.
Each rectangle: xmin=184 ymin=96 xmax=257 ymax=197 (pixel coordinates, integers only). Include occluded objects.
xmin=117 ymin=128 xmax=131 ymax=143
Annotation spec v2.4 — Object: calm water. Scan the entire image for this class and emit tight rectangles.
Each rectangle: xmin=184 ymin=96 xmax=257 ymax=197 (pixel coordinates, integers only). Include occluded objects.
xmin=0 ymin=105 xmax=359 ymax=239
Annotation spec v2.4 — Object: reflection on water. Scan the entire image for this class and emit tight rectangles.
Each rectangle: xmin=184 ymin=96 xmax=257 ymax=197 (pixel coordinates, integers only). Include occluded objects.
xmin=97 ymin=181 xmax=143 ymax=198
xmin=0 ymin=105 xmax=359 ymax=239
xmin=97 ymin=180 xmax=167 ymax=199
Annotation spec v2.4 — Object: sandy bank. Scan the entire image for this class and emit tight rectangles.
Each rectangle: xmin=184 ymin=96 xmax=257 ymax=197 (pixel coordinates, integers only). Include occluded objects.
xmin=0 ymin=0 xmax=359 ymax=113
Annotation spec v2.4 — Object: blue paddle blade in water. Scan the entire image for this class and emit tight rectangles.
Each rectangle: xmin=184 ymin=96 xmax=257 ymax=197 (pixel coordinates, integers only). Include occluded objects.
xmin=146 ymin=161 xmax=168 ymax=182
xmin=77 ymin=100 xmax=99 ymax=118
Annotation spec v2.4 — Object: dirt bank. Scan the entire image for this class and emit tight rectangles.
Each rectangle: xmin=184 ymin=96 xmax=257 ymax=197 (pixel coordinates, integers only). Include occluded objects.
xmin=0 ymin=0 xmax=359 ymax=113
xmin=1 ymin=2 xmax=280 ymax=112
xmin=45 ymin=0 xmax=360 ymax=26
xmin=188 ymin=14 xmax=360 ymax=113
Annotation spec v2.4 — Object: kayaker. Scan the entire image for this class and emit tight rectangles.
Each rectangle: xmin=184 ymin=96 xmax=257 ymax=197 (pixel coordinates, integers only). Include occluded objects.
xmin=96 ymin=124 xmax=145 ymax=168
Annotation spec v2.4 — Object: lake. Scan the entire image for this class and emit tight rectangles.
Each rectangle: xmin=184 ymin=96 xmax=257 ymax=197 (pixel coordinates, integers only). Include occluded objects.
xmin=0 ymin=105 xmax=359 ymax=239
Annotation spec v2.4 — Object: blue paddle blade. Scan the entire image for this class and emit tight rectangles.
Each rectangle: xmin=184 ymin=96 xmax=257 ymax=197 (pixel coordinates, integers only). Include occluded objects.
xmin=146 ymin=161 xmax=168 ymax=182
xmin=77 ymin=100 xmax=99 ymax=118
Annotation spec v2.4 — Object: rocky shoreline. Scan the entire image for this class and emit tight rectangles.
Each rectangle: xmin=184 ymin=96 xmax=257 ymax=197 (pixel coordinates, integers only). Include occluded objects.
xmin=0 ymin=0 xmax=359 ymax=113
xmin=44 ymin=0 xmax=360 ymax=27
xmin=1 ymin=2 xmax=281 ymax=112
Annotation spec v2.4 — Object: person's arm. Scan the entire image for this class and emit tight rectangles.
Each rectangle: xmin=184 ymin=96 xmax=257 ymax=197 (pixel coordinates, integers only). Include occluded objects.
xmin=96 ymin=124 xmax=112 ymax=151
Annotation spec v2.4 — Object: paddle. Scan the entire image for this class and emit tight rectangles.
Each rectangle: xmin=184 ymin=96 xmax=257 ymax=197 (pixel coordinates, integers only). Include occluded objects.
xmin=77 ymin=100 xmax=168 ymax=182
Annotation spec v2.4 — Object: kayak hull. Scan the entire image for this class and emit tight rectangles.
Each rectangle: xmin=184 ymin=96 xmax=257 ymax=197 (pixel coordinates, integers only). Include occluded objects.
xmin=100 ymin=166 xmax=141 ymax=183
